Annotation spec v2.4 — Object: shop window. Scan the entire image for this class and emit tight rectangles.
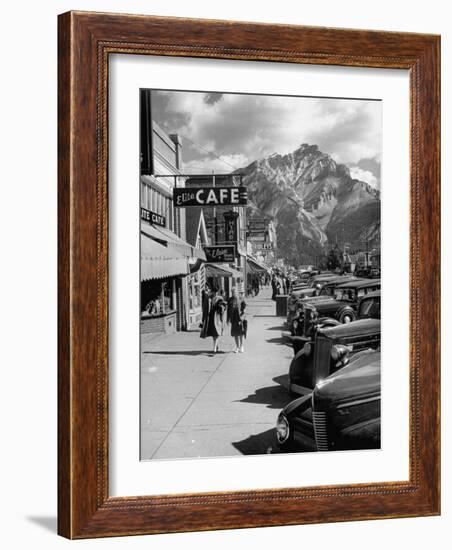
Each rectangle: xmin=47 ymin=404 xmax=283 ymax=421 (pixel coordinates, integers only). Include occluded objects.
xmin=141 ymin=279 xmax=174 ymax=315
xmin=189 ymin=272 xmax=201 ymax=311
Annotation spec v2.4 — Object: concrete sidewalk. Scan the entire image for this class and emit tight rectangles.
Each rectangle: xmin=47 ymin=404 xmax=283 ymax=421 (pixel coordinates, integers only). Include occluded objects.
xmin=140 ymin=287 xmax=293 ymax=459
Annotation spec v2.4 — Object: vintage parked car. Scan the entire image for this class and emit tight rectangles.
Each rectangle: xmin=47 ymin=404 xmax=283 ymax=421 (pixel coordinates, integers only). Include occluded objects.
xmin=287 ymin=289 xmax=309 ymax=327
xmin=307 ymin=272 xmax=337 ymax=288
xmin=286 ymin=273 xmax=337 ymax=325
xmin=290 ymin=280 xmax=309 ymax=293
xmin=318 ymin=275 xmax=358 ymax=296
xmin=276 ymin=348 xmax=381 ymax=452
xmin=288 ymin=274 xmax=332 ymax=297
xmin=300 ymin=278 xmax=381 ymax=337
xmin=290 ymin=272 xmax=343 ymax=302
xmin=288 ymin=275 xmax=358 ymax=334
xmin=288 ymin=317 xmax=381 ymax=396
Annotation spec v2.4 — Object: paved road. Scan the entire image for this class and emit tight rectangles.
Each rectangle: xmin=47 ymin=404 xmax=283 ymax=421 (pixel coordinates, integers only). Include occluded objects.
xmin=140 ymin=287 xmax=294 ymax=460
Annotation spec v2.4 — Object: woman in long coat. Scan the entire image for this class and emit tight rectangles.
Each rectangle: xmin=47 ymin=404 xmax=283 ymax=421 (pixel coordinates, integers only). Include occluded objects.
xmin=271 ymin=275 xmax=281 ymax=301
xmin=202 ymin=288 xmax=227 ymax=353
xmin=227 ymin=288 xmax=247 ymax=353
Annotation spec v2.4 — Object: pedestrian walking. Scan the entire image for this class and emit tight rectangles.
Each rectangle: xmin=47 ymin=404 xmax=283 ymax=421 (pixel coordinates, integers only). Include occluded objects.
xmin=200 ymin=284 xmax=210 ymax=328
xmin=252 ymin=276 xmax=260 ymax=296
xmin=227 ymin=288 xmax=247 ymax=353
xmin=271 ymin=274 xmax=281 ymax=301
xmin=200 ymin=286 xmax=227 ymax=353
xmin=282 ymin=275 xmax=288 ymax=294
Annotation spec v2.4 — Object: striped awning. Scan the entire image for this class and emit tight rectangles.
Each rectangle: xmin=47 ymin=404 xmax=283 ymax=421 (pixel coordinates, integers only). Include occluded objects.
xmin=247 ymin=257 xmax=270 ymax=274
xmin=205 ymin=263 xmax=243 ymax=279
xmin=141 ymin=222 xmax=206 ymax=261
xmin=141 ymin=232 xmax=188 ymax=281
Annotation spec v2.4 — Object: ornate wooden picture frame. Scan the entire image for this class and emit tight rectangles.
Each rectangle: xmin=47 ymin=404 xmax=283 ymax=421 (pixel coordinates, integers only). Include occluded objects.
xmin=58 ymin=11 xmax=440 ymax=539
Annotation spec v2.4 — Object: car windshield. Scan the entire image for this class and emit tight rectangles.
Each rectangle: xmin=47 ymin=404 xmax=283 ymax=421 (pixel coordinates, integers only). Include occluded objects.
xmin=320 ymin=285 xmax=334 ymax=296
xmin=334 ymin=288 xmax=356 ymax=301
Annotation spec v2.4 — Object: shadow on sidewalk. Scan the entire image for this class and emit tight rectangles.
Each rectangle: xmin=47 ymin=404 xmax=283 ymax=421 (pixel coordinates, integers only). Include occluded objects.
xmin=232 ymin=427 xmax=277 ymax=455
xmin=265 ymin=336 xmax=290 ymax=346
xmin=143 ymin=350 xmax=226 ymax=357
xmin=272 ymin=374 xmax=290 ymax=390
xmin=232 ymin=427 xmax=309 ymax=456
xmin=235 ymin=384 xmax=291 ymax=409
xmin=264 ymin=324 xmax=286 ymax=331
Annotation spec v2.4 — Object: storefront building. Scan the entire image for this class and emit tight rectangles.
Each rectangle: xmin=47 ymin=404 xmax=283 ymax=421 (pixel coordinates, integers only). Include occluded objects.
xmin=185 ymin=209 xmax=210 ymax=328
xmin=140 ymin=234 xmax=188 ymax=334
xmin=140 ymin=90 xmax=206 ymax=333
xmin=184 ymin=175 xmax=246 ymax=296
xmin=247 ymin=216 xmax=277 ymax=266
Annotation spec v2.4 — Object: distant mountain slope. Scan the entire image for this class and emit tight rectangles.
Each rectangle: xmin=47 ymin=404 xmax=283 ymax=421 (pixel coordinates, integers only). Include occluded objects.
xmin=237 ymin=144 xmax=380 ymax=264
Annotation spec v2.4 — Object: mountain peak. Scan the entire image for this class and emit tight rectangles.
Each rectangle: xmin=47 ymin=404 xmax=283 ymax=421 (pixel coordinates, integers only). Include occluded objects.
xmin=295 ymin=143 xmax=318 ymax=153
xmin=240 ymin=143 xmax=380 ymax=264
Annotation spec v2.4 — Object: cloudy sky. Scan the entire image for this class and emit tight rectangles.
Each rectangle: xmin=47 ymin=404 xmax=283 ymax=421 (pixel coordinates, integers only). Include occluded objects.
xmin=151 ymin=90 xmax=382 ymax=189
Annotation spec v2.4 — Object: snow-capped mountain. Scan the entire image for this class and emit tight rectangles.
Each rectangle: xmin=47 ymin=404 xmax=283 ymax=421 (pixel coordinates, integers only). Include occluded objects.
xmin=237 ymin=144 xmax=380 ymax=264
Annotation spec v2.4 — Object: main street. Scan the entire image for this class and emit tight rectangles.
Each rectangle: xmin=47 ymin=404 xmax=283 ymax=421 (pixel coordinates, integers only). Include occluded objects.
xmin=140 ymin=287 xmax=294 ymax=459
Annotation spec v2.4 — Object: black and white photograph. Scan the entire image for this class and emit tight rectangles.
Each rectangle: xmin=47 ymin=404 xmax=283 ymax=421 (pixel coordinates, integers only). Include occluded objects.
xmin=1 ymin=0 xmax=445 ymax=545
xmin=140 ymin=88 xmax=382 ymax=460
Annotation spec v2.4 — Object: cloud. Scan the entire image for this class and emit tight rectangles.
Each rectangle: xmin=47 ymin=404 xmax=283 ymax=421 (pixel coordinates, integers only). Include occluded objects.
xmin=349 ymin=166 xmax=379 ymax=189
xmin=357 ymin=157 xmax=381 ymax=181
xmin=183 ymin=153 xmax=249 ymax=174
xmin=151 ymin=90 xmax=381 ymax=180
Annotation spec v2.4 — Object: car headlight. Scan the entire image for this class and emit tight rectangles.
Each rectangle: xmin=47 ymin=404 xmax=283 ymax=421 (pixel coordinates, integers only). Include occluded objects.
xmin=276 ymin=413 xmax=290 ymax=443
xmin=330 ymin=344 xmax=350 ymax=362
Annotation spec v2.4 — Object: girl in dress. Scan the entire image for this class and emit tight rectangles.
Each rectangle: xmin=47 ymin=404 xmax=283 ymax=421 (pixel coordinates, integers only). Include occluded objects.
xmin=227 ymin=287 xmax=247 ymax=353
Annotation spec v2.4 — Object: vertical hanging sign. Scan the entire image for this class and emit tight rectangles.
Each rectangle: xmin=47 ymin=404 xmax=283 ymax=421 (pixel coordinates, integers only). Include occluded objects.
xmin=223 ymin=211 xmax=239 ymax=243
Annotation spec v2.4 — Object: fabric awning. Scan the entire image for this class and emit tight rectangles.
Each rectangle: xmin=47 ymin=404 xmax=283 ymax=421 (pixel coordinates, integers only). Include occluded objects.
xmin=189 ymin=258 xmax=205 ymax=274
xmin=141 ymin=232 xmax=188 ymax=281
xmin=141 ymin=222 xmax=206 ymax=261
xmin=205 ymin=263 xmax=243 ymax=279
xmin=247 ymin=256 xmax=270 ymax=274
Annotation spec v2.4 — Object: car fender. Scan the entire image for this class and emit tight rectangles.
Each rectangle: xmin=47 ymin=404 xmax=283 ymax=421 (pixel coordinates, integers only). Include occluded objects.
xmin=288 ymin=346 xmax=312 ymax=380
xmin=339 ymin=417 xmax=381 ymax=449
xmin=282 ymin=393 xmax=312 ymax=416
xmin=290 ymin=335 xmax=310 ymax=355
xmin=317 ymin=317 xmax=341 ymax=328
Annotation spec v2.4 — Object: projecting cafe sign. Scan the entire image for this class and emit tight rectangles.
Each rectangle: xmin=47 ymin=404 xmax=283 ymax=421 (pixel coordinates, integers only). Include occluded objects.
xmin=203 ymin=245 xmax=236 ymax=263
xmin=173 ymin=186 xmax=248 ymax=207
xmin=141 ymin=207 xmax=166 ymax=227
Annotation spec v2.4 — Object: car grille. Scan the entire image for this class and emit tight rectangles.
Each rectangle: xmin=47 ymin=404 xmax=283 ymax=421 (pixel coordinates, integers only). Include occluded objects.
xmin=312 ymin=411 xmax=329 ymax=451
xmin=303 ymin=307 xmax=313 ymax=335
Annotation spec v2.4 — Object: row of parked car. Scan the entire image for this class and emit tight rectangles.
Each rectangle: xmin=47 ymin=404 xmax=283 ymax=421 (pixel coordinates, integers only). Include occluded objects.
xmin=275 ymin=272 xmax=381 ymax=453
